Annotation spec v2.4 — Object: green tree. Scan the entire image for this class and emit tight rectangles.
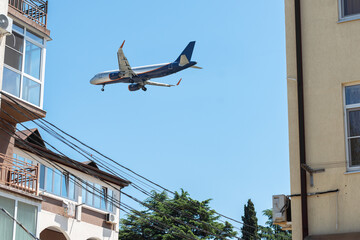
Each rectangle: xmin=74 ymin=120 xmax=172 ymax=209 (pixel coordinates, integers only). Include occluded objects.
xmin=119 ymin=190 xmax=237 ymax=240
xmin=258 ymin=209 xmax=292 ymax=240
xmin=241 ymin=199 xmax=259 ymax=240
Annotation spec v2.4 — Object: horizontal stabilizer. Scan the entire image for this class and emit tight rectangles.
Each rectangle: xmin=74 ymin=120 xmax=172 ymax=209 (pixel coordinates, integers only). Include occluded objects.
xmin=190 ymin=65 xmax=202 ymax=69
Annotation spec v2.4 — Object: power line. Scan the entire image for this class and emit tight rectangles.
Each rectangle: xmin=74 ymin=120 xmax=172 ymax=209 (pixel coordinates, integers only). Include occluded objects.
xmin=0 ymin=92 xmax=277 ymax=239
xmin=0 ymin=124 xmax=237 ymax=240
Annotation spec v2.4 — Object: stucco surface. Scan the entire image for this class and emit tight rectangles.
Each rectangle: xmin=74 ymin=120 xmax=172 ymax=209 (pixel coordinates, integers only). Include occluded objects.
xmin=286 ymin=0 xmax=360 ymax=239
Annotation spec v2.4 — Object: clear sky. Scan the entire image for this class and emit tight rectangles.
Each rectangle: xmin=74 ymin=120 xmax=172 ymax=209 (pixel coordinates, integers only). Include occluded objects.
xmin=27 ymin=0 xmax=289 ymax=227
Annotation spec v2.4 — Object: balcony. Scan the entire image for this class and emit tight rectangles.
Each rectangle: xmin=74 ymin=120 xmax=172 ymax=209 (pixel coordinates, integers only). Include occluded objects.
xmin=9 ymin=0 xmax=48 ymax=28
xmin=0 ymin=153 xmax=39 ymax=195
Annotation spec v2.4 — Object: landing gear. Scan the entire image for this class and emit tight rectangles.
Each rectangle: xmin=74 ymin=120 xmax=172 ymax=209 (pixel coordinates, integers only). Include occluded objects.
xmin=101 ymin=84 xmax=105 ymax=91
xmin=142 ymin=86 xmax=147 ymax=91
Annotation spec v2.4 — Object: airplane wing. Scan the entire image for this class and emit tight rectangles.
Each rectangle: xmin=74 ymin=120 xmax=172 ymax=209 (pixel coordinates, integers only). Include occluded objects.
xmin=117 ymin=41 xmax=137 ymax=78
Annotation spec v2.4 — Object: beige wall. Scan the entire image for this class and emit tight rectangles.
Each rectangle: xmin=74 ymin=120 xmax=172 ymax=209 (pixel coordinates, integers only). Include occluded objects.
xmin=285 ymin=0 xmax=360 ymax=239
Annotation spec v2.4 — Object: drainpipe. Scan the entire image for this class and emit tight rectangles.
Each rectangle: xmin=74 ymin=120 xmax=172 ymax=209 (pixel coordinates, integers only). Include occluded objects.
xmin=294 ymin=0 xmax=309 ymax=238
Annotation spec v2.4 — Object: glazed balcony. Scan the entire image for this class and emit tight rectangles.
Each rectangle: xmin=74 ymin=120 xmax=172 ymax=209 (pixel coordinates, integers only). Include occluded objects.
xmin=9 ymin=0 xmax=48 ymax=28
xmin=0 ymin=153 xmax=39 ymax=195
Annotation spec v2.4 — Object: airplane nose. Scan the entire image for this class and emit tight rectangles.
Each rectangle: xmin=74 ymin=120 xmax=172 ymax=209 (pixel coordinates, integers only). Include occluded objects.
xmin=90 ymin=77 xmax=96 ymax=85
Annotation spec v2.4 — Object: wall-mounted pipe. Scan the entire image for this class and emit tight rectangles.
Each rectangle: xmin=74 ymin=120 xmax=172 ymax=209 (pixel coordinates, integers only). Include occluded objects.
xmin=294 ymin=0 xmax=309 ymax=238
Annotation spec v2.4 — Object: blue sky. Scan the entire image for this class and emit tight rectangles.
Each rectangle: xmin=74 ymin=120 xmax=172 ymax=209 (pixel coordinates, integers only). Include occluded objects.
xmin=30 ymin=0 xmax=289 ymax=227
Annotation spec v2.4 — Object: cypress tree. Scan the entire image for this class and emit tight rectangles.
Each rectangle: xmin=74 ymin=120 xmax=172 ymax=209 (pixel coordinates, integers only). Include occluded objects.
xmin=241 ymin=199 xmax=259 ymax=240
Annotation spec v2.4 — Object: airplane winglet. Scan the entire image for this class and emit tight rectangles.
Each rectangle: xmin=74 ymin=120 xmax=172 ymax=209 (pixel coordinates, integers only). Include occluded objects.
xmin=176 ymin=78 xmax=182 ymax=86
xmin=120 ymin=40 xmax=125 ymax=49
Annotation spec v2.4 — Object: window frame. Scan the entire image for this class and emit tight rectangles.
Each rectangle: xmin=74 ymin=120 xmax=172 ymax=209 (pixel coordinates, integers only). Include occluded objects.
xmin=40 ymin=165 xmax=76 ymax=201
xmin=343 ymin=84 xmax=360 ymax=171
xmin=338 ymin=0 xmax=360 ymax=22
xmin=81 ymin=181 xmax=115 ymax=213
xmin=3 ymin=21 xmax=46 ymax=108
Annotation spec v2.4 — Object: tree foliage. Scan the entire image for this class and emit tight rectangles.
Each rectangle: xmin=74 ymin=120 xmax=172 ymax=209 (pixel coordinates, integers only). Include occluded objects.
xmin=258 ymin=209 xmax=292 ymax=240
xmin=119 ymin=190 xmax=237 ymax=240
xmin=241 ymin=199 xmax=259 ymax=240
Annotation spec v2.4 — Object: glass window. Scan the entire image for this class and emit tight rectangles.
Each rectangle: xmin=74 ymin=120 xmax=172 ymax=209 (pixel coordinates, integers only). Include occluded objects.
xmin=12 ymin=23 xmax=24 ymax=34
xmin=53 ymin=169 xmax=61 ymax=196
xmin=345 ymin=85 xmax=360 ymax=105
xmin=343 ymin=0 xmax=360 ymax=17
xmin=39 ymin=164 xmax=45 ymax=189
xmin=82 ymin=181 xmax=87 ymax=203
xmin=345 ymin=85 xmax=360 ymax=169
xmin=86 ymin=182 xmax=93 ymax=206
xmin=15 ymin=202 xmax=37 ymax=240
xmin=45 ymin=167 xmax=53 ymax=192
xmin=94 ymin=184 xmax=101 ymax=208
xmin=61 ymin=173 xmax=69 ymax=198
xmin=4 ymin=47 xmax=22 ymax=71
xmin=6 ymin=32 xmax=24 ymax=52
xmin=2 ymin=23 xmax=45 ymax=107
xmin=24 ymin=41 xmax=41 ymax=79
xmin=101 ymin=187 xmax=107 ymax=210
xmin=27 ymin=30 xmax=43 ymax=44
xmin=2 ymin=67 xmax=21 ymax=97
xmin=0 ymin=196 xmax=15 ymax=240
xmin=22 ymin=77 xmax=41 ymax=106
xmin=108 ymin=189 xmax=113 ymax=212
xmin=69 ymin=176 xmax=75 ymax=200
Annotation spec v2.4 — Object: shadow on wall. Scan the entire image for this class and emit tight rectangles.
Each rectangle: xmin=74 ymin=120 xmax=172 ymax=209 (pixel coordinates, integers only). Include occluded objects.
xmin=54 ymin=214 xmax=69 ymax=232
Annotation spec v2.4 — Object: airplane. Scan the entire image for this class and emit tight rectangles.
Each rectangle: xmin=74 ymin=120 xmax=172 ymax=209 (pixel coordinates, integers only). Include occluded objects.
xmin=90 ymin=41 xmax=201 ymax=92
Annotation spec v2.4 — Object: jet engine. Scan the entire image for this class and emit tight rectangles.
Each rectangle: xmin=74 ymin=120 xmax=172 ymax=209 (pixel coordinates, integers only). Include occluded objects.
xmin=128 ymin=83 xmax=141 ymax=91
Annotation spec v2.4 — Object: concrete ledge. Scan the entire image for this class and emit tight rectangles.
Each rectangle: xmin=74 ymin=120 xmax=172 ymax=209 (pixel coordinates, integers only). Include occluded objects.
xmin=306 ymin=232 xmax=360 ymax=240
xmin=0 ymin=183 xmax=42 ymax=201
xmin=8 ymin=6 xmax=50 ymax=39
xmin=0 ymin=93 xmax=46 ymax=123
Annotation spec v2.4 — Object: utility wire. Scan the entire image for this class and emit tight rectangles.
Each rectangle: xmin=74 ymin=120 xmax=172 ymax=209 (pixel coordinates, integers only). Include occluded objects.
xmin=0 ymin=123 xmax=236 ymax=240
xmin=0 ymin=99 xmax=241 ymax=238
xmin=0 ymin=92 xmax=278 ymax=239
xmin=0 ymin=125 xmax=200 ymax=240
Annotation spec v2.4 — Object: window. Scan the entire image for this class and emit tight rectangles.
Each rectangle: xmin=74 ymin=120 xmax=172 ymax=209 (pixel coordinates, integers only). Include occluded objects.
xmin=82 ymin=181 xmax=114 ymax=212
xmin=339 ymin=0 xmax=360 ymax=21
xmin=2 ymin=22 xmax=46 ymax=107
xmin=15 ymin=202 xmax=37 ymax=240
xmin=0 ymin=196 xmax=38 ymax=240
xmin=39 ymin=165 xmax=76 ymax=200
xmin=344 ymin=84 xmax=360 ymax=169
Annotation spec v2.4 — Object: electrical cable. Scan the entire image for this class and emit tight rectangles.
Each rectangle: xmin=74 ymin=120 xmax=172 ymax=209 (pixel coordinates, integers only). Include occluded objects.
xmin=0 ymin=123 xmax=239 ymax=240
xmin=0 ymin=97 xmax=274 ymax=240
xmin=0 ymin=99 xmax=244 ymax=238
xmin=0 ymin=92 xmax=281 ymax=239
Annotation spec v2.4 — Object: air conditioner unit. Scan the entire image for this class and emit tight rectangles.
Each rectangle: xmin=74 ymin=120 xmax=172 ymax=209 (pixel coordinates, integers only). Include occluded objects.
xmin=0 ymin=14 xmax=12 ymax=36
xmin=272 ymin=194 xmax=291 ymax=223
xmin=105 ymin=213 xmax=117 ymax=224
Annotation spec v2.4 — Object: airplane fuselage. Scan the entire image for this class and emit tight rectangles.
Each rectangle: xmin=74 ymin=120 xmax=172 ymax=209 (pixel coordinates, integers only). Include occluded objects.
xmin=90 ymin=61 xmax=197 ymax=86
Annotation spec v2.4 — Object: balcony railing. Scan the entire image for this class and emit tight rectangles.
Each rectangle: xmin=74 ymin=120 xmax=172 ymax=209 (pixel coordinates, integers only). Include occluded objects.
xmin=0 ymin=153 xmax=39 ymax=195
xmin=9 ymin=0 xmax=48 ymax=28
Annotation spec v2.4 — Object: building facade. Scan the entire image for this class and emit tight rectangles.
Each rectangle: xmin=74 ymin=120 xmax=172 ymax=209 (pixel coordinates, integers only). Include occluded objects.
xmin=286 ymin=0 xmax=360 ymax=239
xmin=0 ymin=1 xmax=130 ymax=239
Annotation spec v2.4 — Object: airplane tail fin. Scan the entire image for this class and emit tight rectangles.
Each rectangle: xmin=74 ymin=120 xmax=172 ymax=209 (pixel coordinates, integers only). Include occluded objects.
xmin=175 ymin=41 xmax=196 ymax=64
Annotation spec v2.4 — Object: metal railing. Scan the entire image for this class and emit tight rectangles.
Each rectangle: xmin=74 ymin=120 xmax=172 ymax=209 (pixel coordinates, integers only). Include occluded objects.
xmin=0 ymin=153 xmax=39 ymax=195
xmin=9 ymin=0 xmax=48 ymax=28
